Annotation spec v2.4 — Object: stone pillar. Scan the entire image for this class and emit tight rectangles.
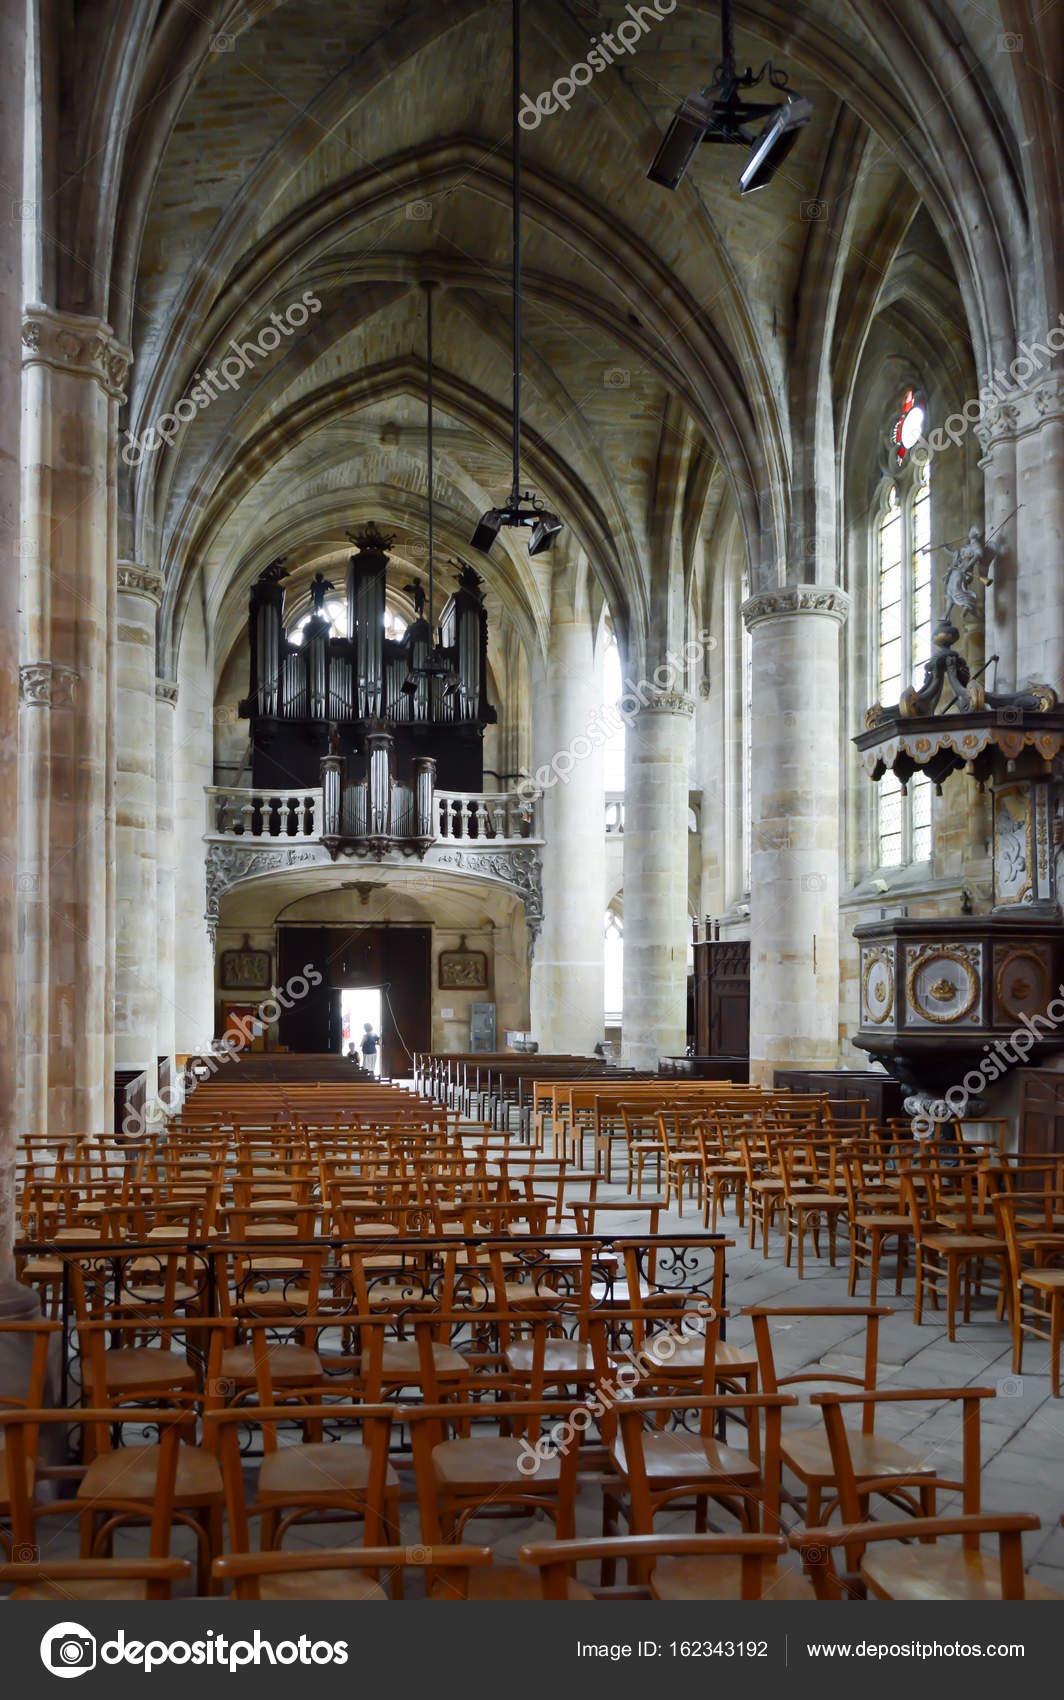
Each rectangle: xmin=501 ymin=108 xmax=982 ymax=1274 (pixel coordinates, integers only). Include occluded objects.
xmin=1015 ymin=377 xmax=1064 ymax=694
xmin=173 ymin=592 xmax=217 ymax=1053
xmin=155 ymin=679 xmax=178 ymax=1090
xmin=742 ymin=585 xmax=849 ymax=1084
xmin=529 ymin=605 xmax=606 ymax=1054
xmin=0 ymin=0 xmax=30 ymax=1310
xmin=18 ymin=306 xmax=130 ymax=1140
xmin=976 ymin=376 xmax=1064 ymax=697
xmin=114 ymin=565 xmax=163 ymax=1122
xmin=621 ymin=692 xmax=693 ymax=1069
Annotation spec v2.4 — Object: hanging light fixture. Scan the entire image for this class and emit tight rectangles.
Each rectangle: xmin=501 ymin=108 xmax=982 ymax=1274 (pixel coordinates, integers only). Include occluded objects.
xmin=647 ymin=0 xmax=811 ymax=193
xmin=402 ymin=280 xmax=460 ymax=698
xmin=471 ymin=0 xmax=562 ymax=556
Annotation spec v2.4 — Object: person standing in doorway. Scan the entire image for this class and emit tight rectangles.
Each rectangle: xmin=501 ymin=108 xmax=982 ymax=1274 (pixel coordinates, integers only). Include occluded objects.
xmin=360 ymin=1021 xmax=381 ymax=1076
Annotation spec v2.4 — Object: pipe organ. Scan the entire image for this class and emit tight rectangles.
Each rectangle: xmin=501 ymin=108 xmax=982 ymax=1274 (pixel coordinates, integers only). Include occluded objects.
xmin=239 ymin=524 xmax=496 ymax=792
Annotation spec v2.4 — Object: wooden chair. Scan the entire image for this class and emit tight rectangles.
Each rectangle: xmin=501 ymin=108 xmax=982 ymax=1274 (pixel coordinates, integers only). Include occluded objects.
xmin=601 ymin=1389 xmax=795 ymax=1578
xmin=658 ymin=1112 xmax=705 ymax=1217
xmin=811 ymin=1382 xmax=993 ymax=1568
xmin=74 ymin=1320 xmax=225 ymax=1592
xmin=0 ymin=1317 xmax=61 ymax=1555
xmin=793 ymin=1514 xmax=1052 ymax=1601
xmin=738 ymin=1132 xmax=786 ymax=1255
xmin=804 ymin=1384 xmax=1058 ymax=1599
xmin=695 ymin=1121 xmax=746 ymax=1232
xmin=518 ymin=1532 xmax=795 ymax=1600
xmin=211 ymin=1544 xmax=495 ymax=1600
xmin=2 ymin=1404 xmax=208 ymax=1598
xmin=840 ymin=1152 xmax=912 ymax=1303
xmin=406 ymin=1320 xmax=589 ymax=1596
xmin=748 ymin=1305 xmax=937 ymax=1529
xmin=620 ymin=1107 xmax=664 ymax=1197
xmin=901 ymin=1168 xmax=1007 ymax=1340
xmin=778 ymin=1140 xmax=846 ymax=1277
xmin=994 ymin=1191 xmax=1064 ymax=1395
xmin=69 ymin=1256 xmax=202 ymax=1407
xmin=205 ymin=1388 xmax=400 ymax=1586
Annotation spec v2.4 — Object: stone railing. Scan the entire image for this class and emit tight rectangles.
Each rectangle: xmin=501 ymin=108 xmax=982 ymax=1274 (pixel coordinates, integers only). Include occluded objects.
xmin=204 ymin=780 xmax=544 ymax=946
xmin=205 ymin=784 xmax=539 ymax=847
xmin=436 ymin=790 xmax=539 ymax=845
xmin=205 ymin=786 xmax=323 ymax=840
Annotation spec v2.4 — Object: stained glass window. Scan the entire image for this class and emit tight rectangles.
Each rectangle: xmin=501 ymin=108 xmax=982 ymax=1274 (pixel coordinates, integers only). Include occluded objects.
xmin=876 ymin=409 xmax=933 ymax=867
xmin=891 ymin=388 xmax=926 ymax=465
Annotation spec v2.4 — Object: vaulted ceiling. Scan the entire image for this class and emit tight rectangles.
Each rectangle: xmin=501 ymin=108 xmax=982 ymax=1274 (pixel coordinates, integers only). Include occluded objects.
xmin=33 ymin=0 xmax=1060 ymax=679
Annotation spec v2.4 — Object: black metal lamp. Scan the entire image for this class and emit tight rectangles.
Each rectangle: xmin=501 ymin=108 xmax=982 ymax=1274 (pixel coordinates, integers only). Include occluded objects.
xmin=647 ymin=0 xmax=811 ymax=194
xmin=472 ymin=0 xmax=563 ymax=556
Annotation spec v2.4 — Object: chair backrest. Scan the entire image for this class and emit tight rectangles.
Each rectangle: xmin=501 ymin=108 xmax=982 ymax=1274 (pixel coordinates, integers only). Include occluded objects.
xmin=204 ymin=1391 xmax=395 ymax=1552
xmin=0 ymin=1318 xmax=61 ymax=1465
xmin=749 ymin=1305 xmax=894 ymax=1435
xmin=2 ymin=1404 xmax=192 ymax=1560
xmin=812 ymin=1383 xmax=994 ymax=1566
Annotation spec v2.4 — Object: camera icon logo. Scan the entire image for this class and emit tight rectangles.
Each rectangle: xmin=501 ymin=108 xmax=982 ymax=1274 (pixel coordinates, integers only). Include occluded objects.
xmin=40 ymin=1623 xmax=97 ymax=1679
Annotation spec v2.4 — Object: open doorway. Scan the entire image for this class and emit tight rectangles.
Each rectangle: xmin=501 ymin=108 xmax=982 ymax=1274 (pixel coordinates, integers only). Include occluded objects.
xmin=341 ymin=986 xmax=383 ymax=1074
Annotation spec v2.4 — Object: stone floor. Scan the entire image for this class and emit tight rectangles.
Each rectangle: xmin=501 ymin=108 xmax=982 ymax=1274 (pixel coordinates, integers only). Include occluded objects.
xmin=12 ymin=1117 xmax=1064 ymax=1597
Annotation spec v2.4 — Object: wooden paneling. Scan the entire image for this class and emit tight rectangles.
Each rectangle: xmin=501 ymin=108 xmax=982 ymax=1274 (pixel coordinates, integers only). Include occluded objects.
xmin=1019 ymin=1070 xmax=1064 ymax=1155
xmin=773 ymin=1069 xmax=906 ymax=1122
xmin=693 ymin=939 xmax=750 ymax=1059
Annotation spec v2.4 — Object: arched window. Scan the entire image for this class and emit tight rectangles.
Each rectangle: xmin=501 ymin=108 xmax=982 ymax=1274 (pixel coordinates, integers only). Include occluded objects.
xmin=288 ymin=597 xmax=347 ymax=645
xmin=289 ymin=601 xmax=410 ymax=647
xmin=604 ymin=910 xmax=623 ymax=1025
xmin=875 ymin=392 xmax=932 ymax=867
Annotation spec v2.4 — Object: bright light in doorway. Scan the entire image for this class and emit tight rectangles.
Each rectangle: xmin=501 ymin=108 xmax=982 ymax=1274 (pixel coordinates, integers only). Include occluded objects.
xmin=341 ymin=985 xmax=382 ymax=1071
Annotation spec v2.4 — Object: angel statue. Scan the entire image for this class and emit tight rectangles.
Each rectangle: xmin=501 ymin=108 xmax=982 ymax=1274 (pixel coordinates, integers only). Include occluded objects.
xmin=942 ymin=526 xmax=994 ymax=623
xmin=309 ymin=571 xmax=335 ymax=614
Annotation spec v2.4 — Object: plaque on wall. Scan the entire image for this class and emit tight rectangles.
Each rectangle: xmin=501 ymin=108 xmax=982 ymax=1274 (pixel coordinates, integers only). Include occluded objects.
xmin=220 ymin=934 xmax=272 ymax=991
xmin=438 ymin=935 xmax=489 ymax=991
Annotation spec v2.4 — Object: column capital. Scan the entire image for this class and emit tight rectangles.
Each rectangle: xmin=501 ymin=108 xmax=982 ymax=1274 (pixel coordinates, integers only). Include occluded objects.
xmin=21 ymin=304 xmax=131 ymax=401
xmin=631 ymin=690 xmax=695 ymax=717
xmin=118 ymin=561 xmax=164 ymax=604
xmin=155 ymin=677 xmax=179 ymax=706
xmin=975 ymin=370 xmax=1064 ymax=456
xmin=742 ymin=584 xmax=851 ymax=632
xmin=19 ymin=662 xmax=79 ymax=708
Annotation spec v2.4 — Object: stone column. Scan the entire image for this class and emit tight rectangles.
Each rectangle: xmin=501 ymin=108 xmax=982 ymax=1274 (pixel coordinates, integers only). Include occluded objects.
xmin=155 ymin=678 xmax=178 ymax=1080
xmin=742 ymin=585 xmax=849 ymax=1084
xmin=173 ymin=592 xmax=217 ymax=1054
xmin=621 ymin=692 xmax=693 ymax=1069
xmin=529 ymin=605 xmax=606 ymax=1054
xmin=976 ymin=376 xmax=1064 ymax=697
xmin=18 ymin=306 xmax=130 ymax=1140
xmin=114 ymin=565 xmax=163 ymax=1122
xmin=0 ymin=0 xmax=30 ymax=1310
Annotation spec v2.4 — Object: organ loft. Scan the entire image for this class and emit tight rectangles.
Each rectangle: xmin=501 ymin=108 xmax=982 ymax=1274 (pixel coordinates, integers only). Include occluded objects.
xmin=240 ymin=524 xmax=496 ymax=796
